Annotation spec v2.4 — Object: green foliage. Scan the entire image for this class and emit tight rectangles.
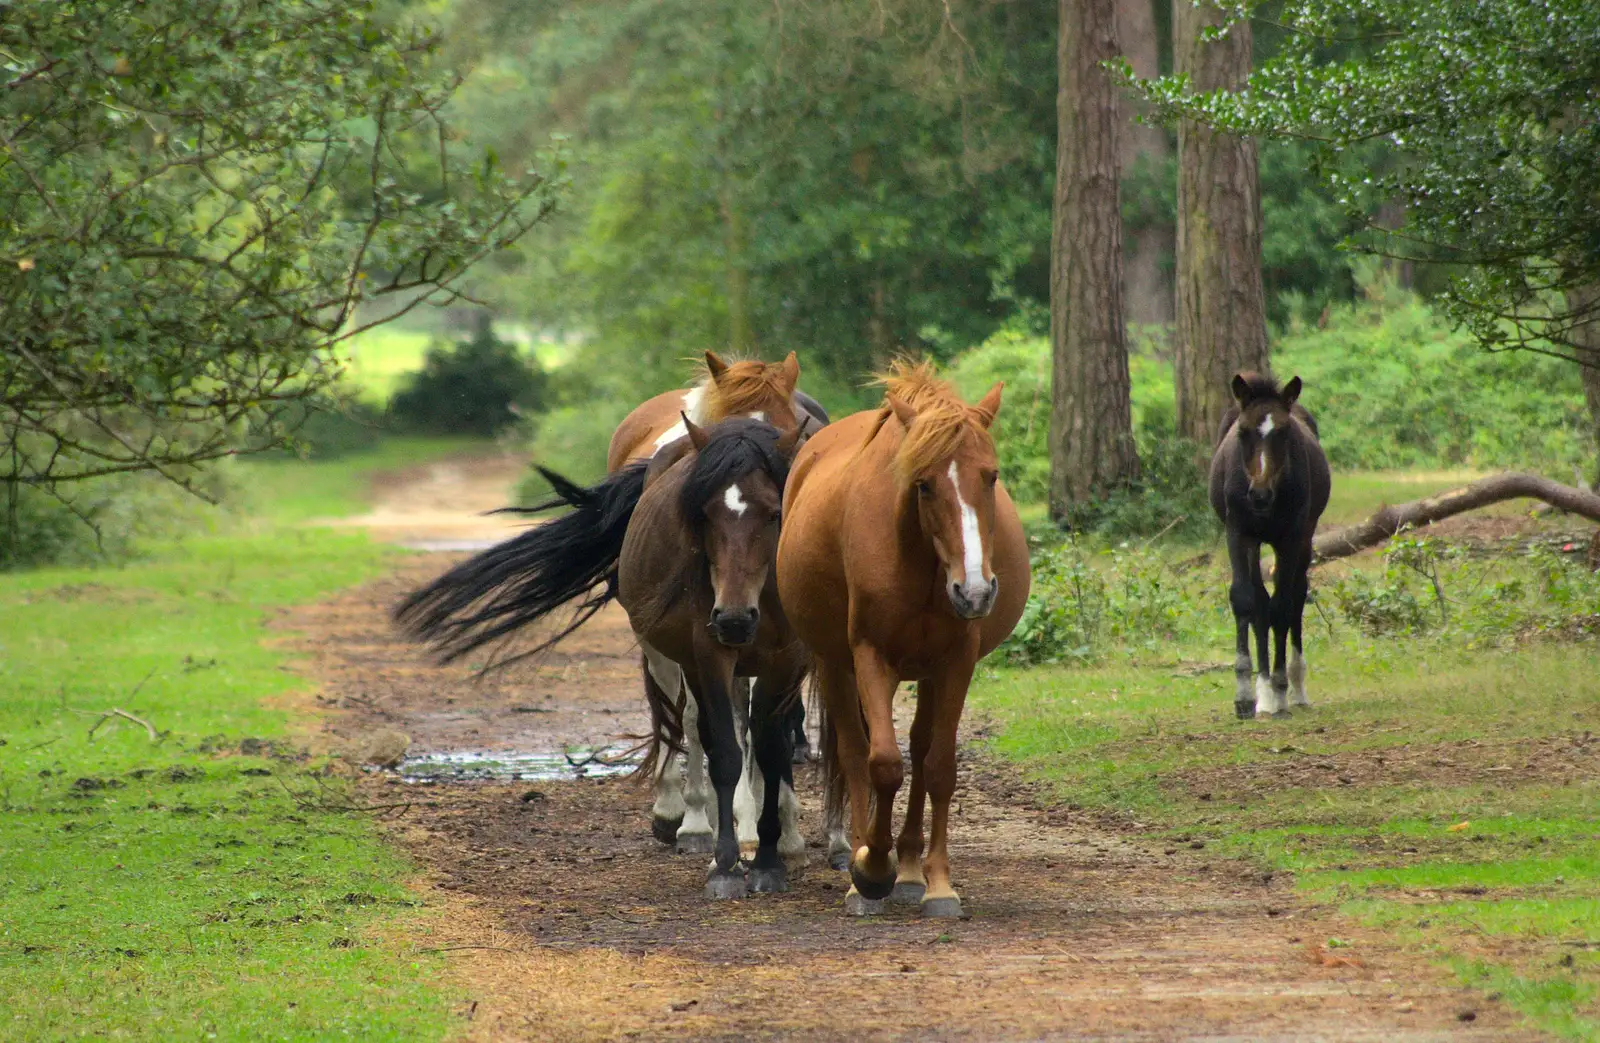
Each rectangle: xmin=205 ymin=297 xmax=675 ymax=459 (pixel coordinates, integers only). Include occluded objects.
xmin=1273 ymin=276 xmax=1590 ymax=472
xmin=1136 ymin=0 xmax=1600 ymax=359
xmin=1327 ymin=534 xmax=1600 ymax=642
xmin=0 ymin=530 xmax=452 ymax=1039
xmin=1001 ymin=541 xmax=1224 ymax=666
xmin=1 ymin=471 xmax=231 ymax=571
xmin=388 ymin=321 xmax=549 ymax=437
xmin=0 ymin=0 xmax=557 ymax=492
xmin=515 ymin=396 xmax=635 ymax=503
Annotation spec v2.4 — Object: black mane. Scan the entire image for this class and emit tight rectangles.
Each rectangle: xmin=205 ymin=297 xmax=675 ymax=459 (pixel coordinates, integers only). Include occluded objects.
xmin=679 ymin=417 xmax=790 ymax=522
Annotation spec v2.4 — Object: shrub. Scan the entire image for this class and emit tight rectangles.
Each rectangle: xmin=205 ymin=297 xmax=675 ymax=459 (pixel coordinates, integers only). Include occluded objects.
xmin=388 ymin=320 xmax=548 ymax=437
xmin=0 ymin=469 xmax=230 ymax=570
xmin=262 ymin=397 xmax=385 ymax=460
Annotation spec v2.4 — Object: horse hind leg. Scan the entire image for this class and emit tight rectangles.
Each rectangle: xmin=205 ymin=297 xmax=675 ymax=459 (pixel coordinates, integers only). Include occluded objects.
xmin=732 ymin=679 xmax=762 ymax=859
xmin=890 ymin=681 xmax=935 ymax=906
xmin=1288 ymin=553 xmax=1311 ymax=708
xmin=676 ymin=697 xmax=717 ymax=855
xmin=643 ymin=651 xmax=685 ymax=844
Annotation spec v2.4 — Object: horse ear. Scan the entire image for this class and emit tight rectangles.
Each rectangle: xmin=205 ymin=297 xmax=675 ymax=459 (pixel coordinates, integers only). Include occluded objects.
xmin=886 ymin=393 xmax=918 ymax=430
xmin=1231 ymin=373 xmax=1252 ymax=405
xmin=1282 ymin=375 xmax=1303 ymax=405
xmin=972 ymin=381 xmax=1004 ymax=428
xmin=777 ymin=351 xmax=800 ymax=393
xmin=704 ymin=350 xmax=730 ymax=383
xmin=681 ymin=412 xmax=710 ymax=451
xmin=775 ymin=422 xmax=802 ymax=456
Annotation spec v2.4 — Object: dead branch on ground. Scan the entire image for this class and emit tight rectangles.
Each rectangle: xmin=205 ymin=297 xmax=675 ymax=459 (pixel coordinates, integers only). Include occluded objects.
xmin=1314 ymin=472 xmax=1600 ymax=563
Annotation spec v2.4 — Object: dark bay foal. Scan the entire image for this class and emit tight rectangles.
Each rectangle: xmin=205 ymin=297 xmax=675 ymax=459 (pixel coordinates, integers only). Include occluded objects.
xmin=1209 ymin=373 xmax=1331 ymax=719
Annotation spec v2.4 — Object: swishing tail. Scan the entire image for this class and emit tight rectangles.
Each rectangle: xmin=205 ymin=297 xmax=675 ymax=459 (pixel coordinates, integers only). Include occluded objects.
xmin=811 ymin=666 xmax=847 ymax=836
xmin=393 ymin=462 xmax=648 ymax=669
xmin=636 ymin=651 xmax=686 ymax=783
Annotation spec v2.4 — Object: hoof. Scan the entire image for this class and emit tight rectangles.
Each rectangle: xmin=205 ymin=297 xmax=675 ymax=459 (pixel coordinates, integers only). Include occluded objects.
xmin=705 ymin=868 xmax=748 ymax=900
xmin=749 ymin=866 xmax=789 ymax=894
xmin=791 ymin=740 xmax=813 ymax=765
xmin=676 ymin=831 xmax=714 ymax=855
xmin=921 ymin=896 xmax=964 ymax=919
xmin=849 ymin=853 xmax=897 ymax=901
xmin=651 ymin=815 xmax=681 ymax=845
xmin=828 ymin=848 xmax=851 ymax=872
xmin=889 ymin=881 xmax=926 ymax=905
xmin=1234 ymin=701 xmax=1256 ymax=720
xmin=845 ymin=891 xmax=886 ymax=916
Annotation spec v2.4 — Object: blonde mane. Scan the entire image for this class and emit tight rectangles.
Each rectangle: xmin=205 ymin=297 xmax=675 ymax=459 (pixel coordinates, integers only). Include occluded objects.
xmin=696 ymin=356 xmax=797 ymax=422
xmin=868 ymin=358 xmax=995 ymax=485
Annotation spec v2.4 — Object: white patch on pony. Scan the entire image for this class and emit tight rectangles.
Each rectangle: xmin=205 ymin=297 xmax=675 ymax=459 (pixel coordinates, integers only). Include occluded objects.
xmin=1257 ymin=450 xmax=1268 ymax=476
xmin=947 ymin=461 xmax=985 ymax=588
xmin=1288 ymin=647 xmax=1310 ymax=707
xmin=1258 ymin=413 xmax=1275 ymax=437
xmin=723 ymin=483 xmax=748 ymax=517
xmin=652 ymin=384 xmax=710 ymax=452
xmin=778 ymin=780 xmax=805 ymax=860
xmin=1255 ymin=673 xmax=1283 ymax=716
xmin=746 ymin=411 xmax=766 ymax=421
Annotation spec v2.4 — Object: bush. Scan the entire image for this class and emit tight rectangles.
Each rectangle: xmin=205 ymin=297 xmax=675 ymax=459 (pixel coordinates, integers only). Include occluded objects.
xmin=514 ymin=396 xmax=634 ymax=503
xmin=388 ymin=320 xmax=548 ymax=437
xmin=0 ymin=469 xmax=230 ymax=570
xmin=260 ymin=397 xmax=386 ymax=460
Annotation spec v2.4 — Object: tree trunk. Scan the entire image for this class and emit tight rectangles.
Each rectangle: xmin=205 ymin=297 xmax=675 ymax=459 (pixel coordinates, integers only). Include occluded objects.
xmin=1050 ymin=0 xmax=1140 ymax=519
xmin=1312 ymin=472 xmax=1600 ymax=562
xmin=1117 ymin=0 xmax=1174 ymax=327
xmin=1566 ymin=282 xmax=1600 ymax=485
xmin=1173 ymin=0 xmax=1268 ymax=445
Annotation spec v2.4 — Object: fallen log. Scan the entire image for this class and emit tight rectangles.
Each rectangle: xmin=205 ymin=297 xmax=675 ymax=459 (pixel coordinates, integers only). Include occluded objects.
xmin=1313 ymin=472 xmax=1600 ymax=563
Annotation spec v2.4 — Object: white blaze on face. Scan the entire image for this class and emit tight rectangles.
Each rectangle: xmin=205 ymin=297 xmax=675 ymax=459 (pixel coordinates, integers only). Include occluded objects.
xmin=722 ymin=483 xmax=747 ymax=517
xmin=1257 ymin=450 xmax=1268 ymax=476
xmin=1257 ymin=413 xmax=1275 ymax=438
xmin=947 ymin=461 xmax=985 ymax=588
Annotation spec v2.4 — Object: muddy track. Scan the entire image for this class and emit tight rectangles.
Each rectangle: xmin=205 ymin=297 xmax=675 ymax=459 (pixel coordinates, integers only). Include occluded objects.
xmin=276 ymin=456 xmax=1539 ymax=1042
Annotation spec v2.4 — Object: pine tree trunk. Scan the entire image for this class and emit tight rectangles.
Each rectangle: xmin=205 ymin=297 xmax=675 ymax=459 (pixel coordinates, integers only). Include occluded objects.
xmin=1050 ymin=0 xmax=1140 ymax=519
xmin=1117 ymin=0 xmax=1174 ymax=327
xmin=1567 ymin=282 xmax=1600 ymax=485
xmin=1173 ymin=0 xmax=1268 ymax=445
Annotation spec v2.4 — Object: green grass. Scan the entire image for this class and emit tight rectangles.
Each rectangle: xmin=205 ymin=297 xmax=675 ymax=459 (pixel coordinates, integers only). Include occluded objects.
xmin=239 ymin=435 xmax=485 ymax=523
xmin=0 ymin=461 xmax=462 ymax=1038
xmin=971 ymin=561 xmax=1600 ymax=1038
xmin=341 ymin=323 xmax=572 ymax=404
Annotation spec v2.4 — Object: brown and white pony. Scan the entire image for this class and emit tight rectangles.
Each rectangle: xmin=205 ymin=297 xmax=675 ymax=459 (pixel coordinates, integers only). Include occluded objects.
xmin=1209 ymin=372 xmax=1331 ymax=719
xmin=776 ymin=361 xmax=1029 ymax=917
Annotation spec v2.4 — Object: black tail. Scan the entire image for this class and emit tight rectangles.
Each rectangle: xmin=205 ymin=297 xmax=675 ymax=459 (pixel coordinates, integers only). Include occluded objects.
xmin=393 ymin=461 xmax=649 ymax=669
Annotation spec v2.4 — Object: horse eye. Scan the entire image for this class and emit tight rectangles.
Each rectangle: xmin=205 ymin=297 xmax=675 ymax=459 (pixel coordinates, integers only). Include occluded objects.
xmin=915 ymin=479 xmax=933 ymax=497
xmin=986 ymin=470 xmax=999 ymax=486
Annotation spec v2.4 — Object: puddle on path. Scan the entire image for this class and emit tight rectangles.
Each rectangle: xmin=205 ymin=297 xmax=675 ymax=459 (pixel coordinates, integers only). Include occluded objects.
xmin=396 ymin=538 xmax=506 ymax=553
xmin=397 ymin=747 xmax=639 ymax=784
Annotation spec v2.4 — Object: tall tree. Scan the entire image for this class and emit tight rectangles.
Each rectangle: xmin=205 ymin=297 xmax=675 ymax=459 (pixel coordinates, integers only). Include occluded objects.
xmin=1117 ymin=0 xmax=1174 ymax=326
xmin=0 ymin=0 xmax=552 ymax=494
xmin=1050 ymin=0 xmax=1140 ymax=519
xmin=1172 ymin=0 xmax=1269 ymax=445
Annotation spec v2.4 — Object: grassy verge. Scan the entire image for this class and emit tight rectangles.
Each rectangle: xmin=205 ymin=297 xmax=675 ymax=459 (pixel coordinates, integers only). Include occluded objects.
xmin=240 ymin=435 xmax=487 ymax=524
xmin=971 ymin=543 xmax=1600 ymax=1039
xmin=0 ymin=448 xmax=466 ymax=1040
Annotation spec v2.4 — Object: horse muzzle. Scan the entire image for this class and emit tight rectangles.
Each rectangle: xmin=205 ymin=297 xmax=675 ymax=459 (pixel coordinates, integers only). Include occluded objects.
xmin=708 ymin=606 xmax=760 ymax=647
xmin=947 ymin=577 xmax=998 ymax=620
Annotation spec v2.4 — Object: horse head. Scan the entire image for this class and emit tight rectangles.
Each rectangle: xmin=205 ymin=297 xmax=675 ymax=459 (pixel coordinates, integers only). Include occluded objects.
xmin=701 ymin=349 xmax=807 ymax=446
xmin=1231 ymin=371 xmax=1304 ymax=513
xmin=885 ymin=382 xmax=1005 ymax=621
xmin=680 ymin=414 xmax=797 ymax=647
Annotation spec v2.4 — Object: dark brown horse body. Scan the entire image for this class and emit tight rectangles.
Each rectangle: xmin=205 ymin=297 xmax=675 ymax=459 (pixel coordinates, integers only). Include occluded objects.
xmin=1209 ymin=373 xmax=1331 ymax=719
xmin=621 ymin=417 xmax=809 ymax=897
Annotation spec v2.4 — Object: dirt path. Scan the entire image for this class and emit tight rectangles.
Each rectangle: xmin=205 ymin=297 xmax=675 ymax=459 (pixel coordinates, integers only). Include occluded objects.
xmin=277 ymin=455 xmax=1539 ymax=1042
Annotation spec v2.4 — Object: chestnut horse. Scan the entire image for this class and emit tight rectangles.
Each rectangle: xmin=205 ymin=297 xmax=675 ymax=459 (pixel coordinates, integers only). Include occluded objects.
xmin=1210 ymin=372 xmax=1331 ymax=719
xmin=776 ymin=361 xmax=1029 ymax=917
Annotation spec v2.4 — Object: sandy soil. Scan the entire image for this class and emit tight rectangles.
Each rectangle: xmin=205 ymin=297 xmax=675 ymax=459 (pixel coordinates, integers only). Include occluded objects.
xmin=273 ymin=452 xmax=1543 ymax=1042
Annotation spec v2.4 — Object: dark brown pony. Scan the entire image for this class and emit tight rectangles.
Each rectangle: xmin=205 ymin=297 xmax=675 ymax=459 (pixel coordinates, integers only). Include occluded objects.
xmin=619 ymin=416 xmax=809 ymax=897
xmin=398 ymin=415 xmax=807 ymax=899
xmin=776 ymin=361 xmax=1029 ymax=917
xmin=1209 ymin=372 xmax=1331 ymax=719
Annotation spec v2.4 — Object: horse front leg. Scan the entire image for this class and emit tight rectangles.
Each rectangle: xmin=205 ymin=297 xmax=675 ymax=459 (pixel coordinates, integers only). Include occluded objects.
xmin=746 ymin=663 xmax=806 ymax=893
xmin=846 ymin=642 xmax=902 ymax=908
xmin=1226 ymin=529 xmax=1267 ymax=719
xmin=675 ymin=697 xmax=716 ymax=854
xmin=1269 ymin=539 xmax=1309 ymax=715
xmin=1287 ymin=536 xmax=1313 ymax=708
xmin=688 ymin=651 xmax=747 ymax=900
xmin=918 ymin=652 xmax=976 ymax=919
xmin=890 ymin=680 xmax=934 ymax=906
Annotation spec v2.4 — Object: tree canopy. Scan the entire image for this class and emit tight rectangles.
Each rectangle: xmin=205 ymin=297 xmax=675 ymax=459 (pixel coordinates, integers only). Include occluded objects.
xmin=1136 ymin=0 xmax=1600 ymax=362
xmin=0 ymin=0 xmax=558 ymax=495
